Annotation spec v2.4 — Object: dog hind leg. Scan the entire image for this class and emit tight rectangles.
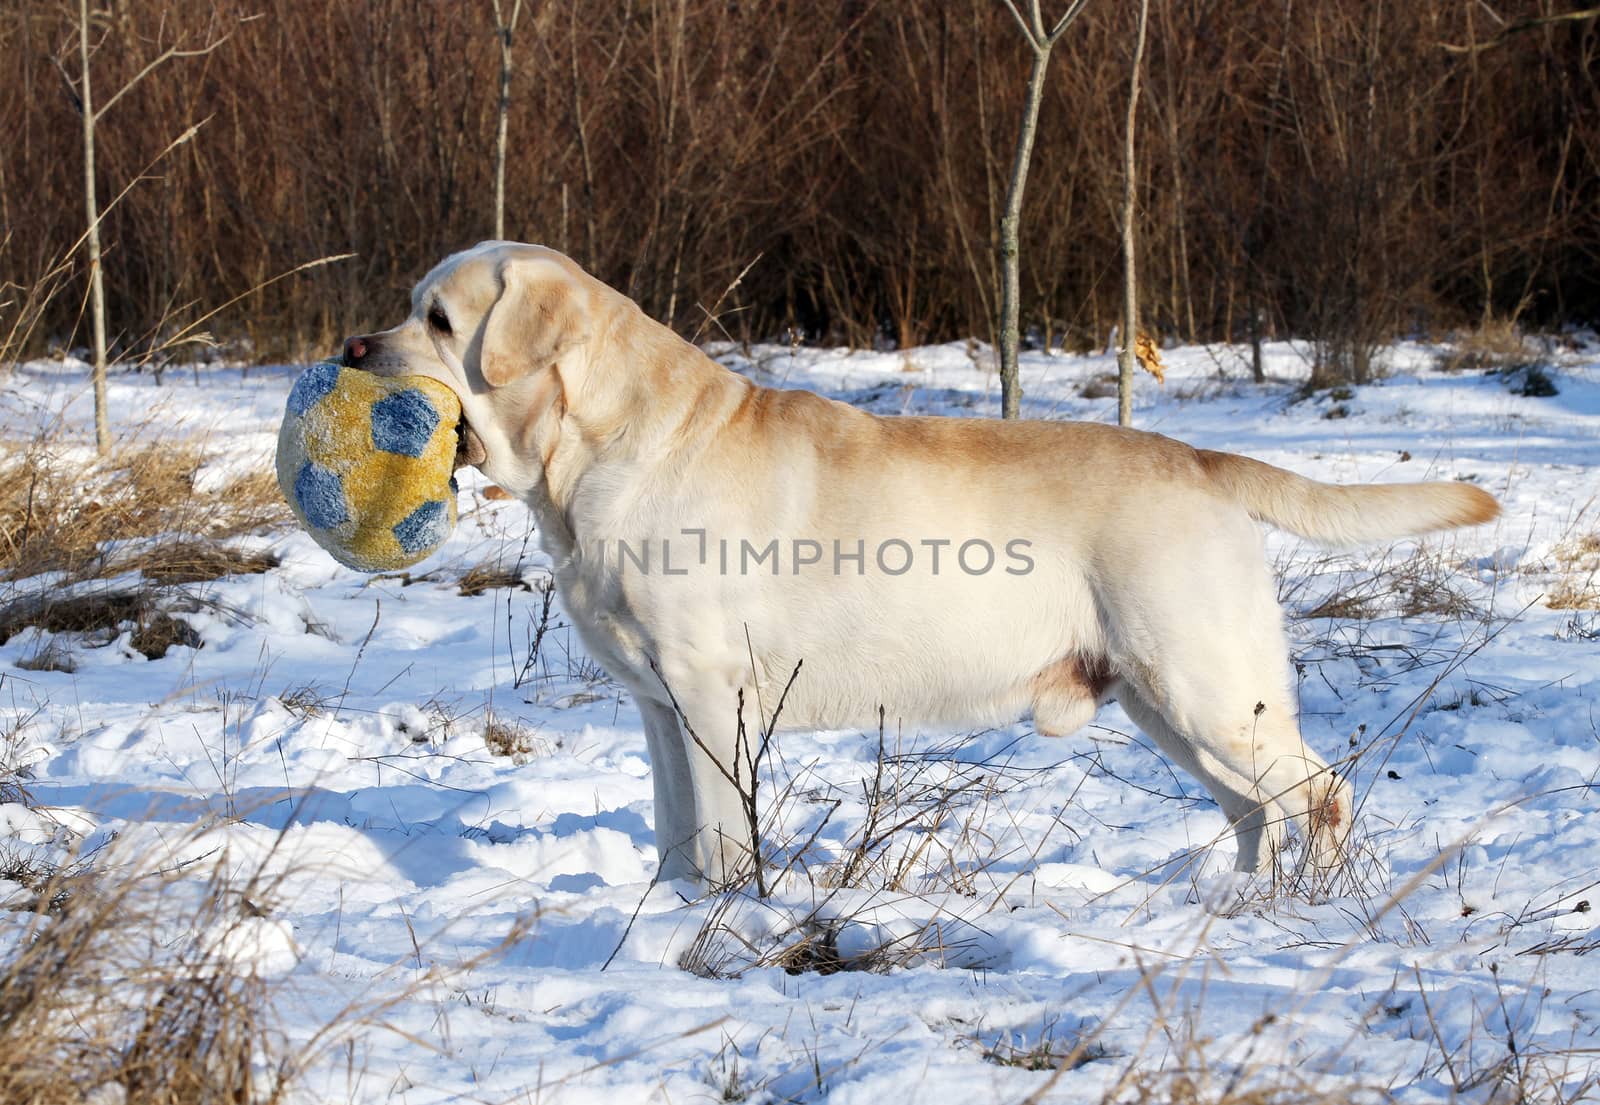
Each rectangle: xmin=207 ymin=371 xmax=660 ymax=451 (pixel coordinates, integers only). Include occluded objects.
xmin=1096 ymin=521 xmax=1352 ymax=876
xmin=1114 ymin=670 xmax=1350 ymax=877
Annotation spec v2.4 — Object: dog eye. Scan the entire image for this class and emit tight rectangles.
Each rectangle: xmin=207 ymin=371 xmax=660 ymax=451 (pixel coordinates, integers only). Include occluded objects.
xmin=427 ymin=306 xmax=452 ymax=335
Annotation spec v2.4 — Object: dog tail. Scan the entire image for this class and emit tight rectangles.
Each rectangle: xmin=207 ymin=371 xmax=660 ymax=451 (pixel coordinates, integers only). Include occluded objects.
xmin=1198 ymin=449 xmax=1500 ymax=547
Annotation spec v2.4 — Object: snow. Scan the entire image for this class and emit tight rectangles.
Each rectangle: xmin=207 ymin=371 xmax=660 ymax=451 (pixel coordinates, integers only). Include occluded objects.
xmin=2 ymin=340 xmax=1597 ymax=1102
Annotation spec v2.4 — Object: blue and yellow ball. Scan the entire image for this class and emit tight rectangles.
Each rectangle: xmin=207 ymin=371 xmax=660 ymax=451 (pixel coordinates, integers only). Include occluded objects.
xmin=276 ymin=362 xmax=462 ymax=572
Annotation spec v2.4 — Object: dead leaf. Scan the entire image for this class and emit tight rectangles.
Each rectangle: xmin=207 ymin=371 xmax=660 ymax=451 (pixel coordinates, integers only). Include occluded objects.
xmin=1134 ymin=332 xmax=1166 ymax=383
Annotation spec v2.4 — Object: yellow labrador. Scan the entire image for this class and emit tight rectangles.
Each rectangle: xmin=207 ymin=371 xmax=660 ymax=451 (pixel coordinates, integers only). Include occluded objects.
xmin=343 ymin=241 xmax=1500 ymax=886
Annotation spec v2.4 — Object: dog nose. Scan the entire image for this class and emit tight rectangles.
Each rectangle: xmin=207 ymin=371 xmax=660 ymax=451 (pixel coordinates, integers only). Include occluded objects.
xmin=343 ymin=336 xmax=369 ymax=366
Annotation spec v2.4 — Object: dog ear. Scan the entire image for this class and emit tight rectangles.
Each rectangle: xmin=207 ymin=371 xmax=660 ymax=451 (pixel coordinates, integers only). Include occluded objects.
xmin=479 ymin=258 xmax=586 ymax=388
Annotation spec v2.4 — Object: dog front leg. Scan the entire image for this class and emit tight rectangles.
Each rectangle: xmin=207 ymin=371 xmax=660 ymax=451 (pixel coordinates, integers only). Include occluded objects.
xmin=638 ymin=699 xmax=702 ymax=883
xmin=679 ymin=692 xmax=758 ymax=888
xmin=640 ymin=689 xmax=757 ymax=889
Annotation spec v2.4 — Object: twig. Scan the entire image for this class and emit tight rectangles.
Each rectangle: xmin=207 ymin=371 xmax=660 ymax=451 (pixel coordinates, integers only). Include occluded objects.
xmin=334 ymin=600 xmax=381 ymax=717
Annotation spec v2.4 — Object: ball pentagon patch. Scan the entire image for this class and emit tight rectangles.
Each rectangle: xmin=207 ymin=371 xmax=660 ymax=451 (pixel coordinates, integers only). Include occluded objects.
xmin=276 ymin=362 xmax=463 ymax=572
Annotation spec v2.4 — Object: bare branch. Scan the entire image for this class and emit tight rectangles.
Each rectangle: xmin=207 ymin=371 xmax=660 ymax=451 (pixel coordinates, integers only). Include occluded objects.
xmin=997 ymin=0 xmax=1037 ymax=47
xmin=689 ymin=251 xmax=765 ymax=345
xmin=94 ymin=33 xmax=233 ymax=123
xmin=148 ymin=252 xmax=355 ymax=361
xmin=1441 ymin=7 xmax=1600 ymax=53
xmin=1045 ymin=0 xmax=1092 ymax=43
xmin=489 ymin=0 xmax=527 ymax=34
xmin=49 ymin=51 xmax=82 ymax=114
xmin=1117 ymin=0 xmax=1151 ymax=427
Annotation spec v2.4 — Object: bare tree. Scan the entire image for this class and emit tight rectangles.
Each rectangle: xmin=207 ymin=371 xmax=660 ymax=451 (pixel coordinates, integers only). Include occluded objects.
xmin=996 ymin=0 xmax=1090 ymax=420
xmin=489 ymin=0 xmax=525 ymax=241
xmin=1116 ymin=0 xmax=1150 ymax=427
xmin=74 ymin=0 xmax=109 ymax=453
xmin=63 ymin=2 xmax=228 ymax=454
xmin=1248 ymin=0 xmax=1296 ymax=384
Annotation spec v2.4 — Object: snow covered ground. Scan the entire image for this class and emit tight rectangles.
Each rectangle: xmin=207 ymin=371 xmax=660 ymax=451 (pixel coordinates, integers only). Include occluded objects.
xmin=2 ymin=338 xmax=1597 ymax=1103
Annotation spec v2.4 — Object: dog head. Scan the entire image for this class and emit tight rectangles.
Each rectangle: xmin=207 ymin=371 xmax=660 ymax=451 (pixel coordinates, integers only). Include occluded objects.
xmin=340 ymin=241 xmax=602 ymax=496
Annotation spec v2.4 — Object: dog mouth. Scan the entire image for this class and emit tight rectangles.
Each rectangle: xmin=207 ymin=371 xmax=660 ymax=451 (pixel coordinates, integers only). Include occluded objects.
xmin=454 ymin=417 xmax=487 ymax=470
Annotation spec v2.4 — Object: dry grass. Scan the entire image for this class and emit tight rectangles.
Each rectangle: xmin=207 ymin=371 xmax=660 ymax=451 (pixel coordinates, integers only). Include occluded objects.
xmin=981 ymin=1020 xmax=1110 ymax=1074
xmin=0 ymin=782 xmax=542 ymax=1105
xmin=1435 ymin=318 xmax=1539 ymax=373
xmin=0 ymin=429 xmax=287 ymax=666
xmin=673 ymin=717 xmax=1050 ymax=979
xmin=0 ymin=588 xmax=207 ymax=664
xmin=0 ymin=833 xmax=296 ymax=1105
xmin=1016 ymin=941 xmax=1597 ymax=1105
xmin=1435 ymin=321 xmax=1560 ymax=398
xmin=812 ymin=732 xmax=1040 ymax=896
xmin=1546 ymin=583 xmax=1599 ymax=611
xmin=456 ymin=561 xmax=535 ymax=598
xmin=482 ymin=711 xmax=549 ymax=763
xmin=276 ymin=684 xmax=333 ymax=719
xmin=677 ymin=886 xmax=983 ymax=980
xmin=0 ymin=433 xmax=287 ymax=584
xmin=1287 ymin=544 xmax=1486 ymax=623
xmin=1112 ymin=1061 xmax=1371 ymax=1104
xmin=985 ymin=1035 xmax=1109 ymax=1074
xmin=1545 ymin=531 xmax=1600 ymax=610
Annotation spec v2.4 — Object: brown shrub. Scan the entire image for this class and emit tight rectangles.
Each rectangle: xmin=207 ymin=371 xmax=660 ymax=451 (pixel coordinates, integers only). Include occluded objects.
xmin=3 ymin=0 xmax=1596 ymax=360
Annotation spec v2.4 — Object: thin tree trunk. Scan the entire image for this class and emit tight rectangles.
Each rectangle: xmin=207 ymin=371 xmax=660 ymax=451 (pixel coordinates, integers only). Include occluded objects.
xmin=69 ymin=7 xmax=229 ymax=452
xmin=1117 ymin=0 xmax=1150 ymax=428
xmin=491 ymin=0 xmax=517 ymax=240
xmin=996 ymin=0 xmax=1089 ymax=420
xmin=1248 ymin=0 xmax=1295 ymax=385
xmin=1168 ymin=109 xmax=1195 ymax=340
xmin=569 ymin=4 xmax=599 ymax=268
xmin=80 ymin=0 xmax=110 ymax=455
xmin=999 ymin=44 xmax=1053 ymax=421
xmin=1249 ymin=296 xmax=1264 ymax=382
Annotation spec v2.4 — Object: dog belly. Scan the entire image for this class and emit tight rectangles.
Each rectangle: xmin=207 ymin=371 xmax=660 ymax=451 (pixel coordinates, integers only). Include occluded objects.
xmin=773 ymin=638 xmax=1109 ymax=736
xmin=670 ymin=570 xmax=1107 ymax=736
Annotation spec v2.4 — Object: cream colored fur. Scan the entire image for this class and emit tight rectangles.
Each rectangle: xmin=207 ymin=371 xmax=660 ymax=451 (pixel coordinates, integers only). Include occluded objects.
xmin=345 ymin=241 xmax=1501 ymax=887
